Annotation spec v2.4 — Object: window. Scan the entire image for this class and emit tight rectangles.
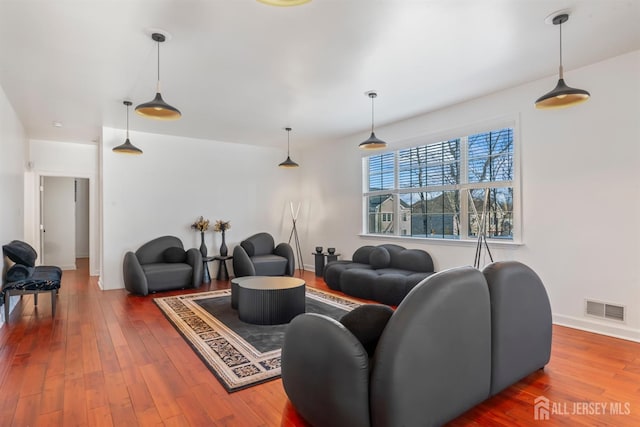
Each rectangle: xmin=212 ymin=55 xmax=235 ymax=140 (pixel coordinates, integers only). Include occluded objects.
xmin=364 ymin=126 xmax=516 ymax=241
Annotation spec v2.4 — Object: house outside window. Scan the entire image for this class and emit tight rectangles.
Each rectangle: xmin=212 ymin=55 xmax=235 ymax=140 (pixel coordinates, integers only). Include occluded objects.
xmin=364 ymin=125 xmax=517 ymax=242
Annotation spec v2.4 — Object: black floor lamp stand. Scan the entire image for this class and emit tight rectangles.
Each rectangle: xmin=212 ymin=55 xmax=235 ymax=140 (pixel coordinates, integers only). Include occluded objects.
xmin=288 ymin=202 xmax=304 ymax=275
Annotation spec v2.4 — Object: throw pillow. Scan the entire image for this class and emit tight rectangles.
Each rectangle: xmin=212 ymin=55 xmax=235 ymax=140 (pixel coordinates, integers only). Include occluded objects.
xmin=369 ymin=246 xmax=391 ymax=269
xmin=163 ymin=247 xmax=187 ymax=263
xmin=6 ymin=264 xmax=35 ymax=282
xmin=2 ymin=240 xmax=37 ymax=267
xmin=340 ymin=304 xmax=394 ymax=357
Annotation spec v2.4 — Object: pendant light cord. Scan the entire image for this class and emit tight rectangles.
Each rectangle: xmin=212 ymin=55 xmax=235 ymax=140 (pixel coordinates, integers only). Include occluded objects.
xmin=156 ymin=41 xmax=161 ymax=92
xmin=126 ymin=103 xmax=130 ymax=139
xmin=558 ymin=20 xmax=564 ymax=79
xmin=371 ymin=94 xmax=375 ymax=133
xmin=287 ymin=128 xmax=291 ymax=155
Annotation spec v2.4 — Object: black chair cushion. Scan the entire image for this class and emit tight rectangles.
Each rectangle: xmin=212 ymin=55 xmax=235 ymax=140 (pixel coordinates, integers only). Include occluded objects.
xmin=163 ymin=247 xmax=187 ymax=263
xmin=340 ymin=304 xmax=394 ymax=357
xmin=251 ymin=254 xmax=288 ymax=276
xmin=2 ymin=240 xmax=37 ymax=267
xmin=6 ymin=264 xmax=34 ymax=282
xmin=3 ymin=265 xmax=62 ymax=292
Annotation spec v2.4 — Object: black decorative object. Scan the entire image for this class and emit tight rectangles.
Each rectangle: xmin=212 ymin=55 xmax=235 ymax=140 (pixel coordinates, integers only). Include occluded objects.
xmin=535 ymin=12 xmax=590 ymax=109
xmin=112 ymin=101 xmax=143 ymax=154
xmin=136 ymin=32 xmax=181 ymax=120
xmin=327 ymin=247 xmax=335 ymax=255
xmin=219 ymin=230 xmax=228 ymax=257
xmin=199 ymin=231 xmax=207 ymax=257
xmin=315 ymin=246 xmax=323 ymax=253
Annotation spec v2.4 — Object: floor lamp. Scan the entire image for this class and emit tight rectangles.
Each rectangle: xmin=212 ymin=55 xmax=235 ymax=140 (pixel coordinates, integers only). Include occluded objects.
xmin=288 ymin=202 xmax=304 ymax=275
xmin=469 ymin=189 xmax=494 ymax=269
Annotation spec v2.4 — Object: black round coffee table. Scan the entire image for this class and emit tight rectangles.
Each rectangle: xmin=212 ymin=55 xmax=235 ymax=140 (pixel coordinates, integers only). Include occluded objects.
xmin=236 ymin=277 xmax=306 ymax=325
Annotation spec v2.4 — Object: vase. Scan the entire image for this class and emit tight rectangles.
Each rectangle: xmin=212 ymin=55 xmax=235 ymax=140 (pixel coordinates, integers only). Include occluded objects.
xmin=219 ymin=230 xmax=228 ymax=257
xmin=199 ymin=231 xmax=207 ymax=257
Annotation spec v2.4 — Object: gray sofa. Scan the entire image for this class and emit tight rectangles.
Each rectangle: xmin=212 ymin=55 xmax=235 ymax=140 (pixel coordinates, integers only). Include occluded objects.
xmin=282 ymin=261 xmax=552 ymax=427
xmin=323 ymin=244 xmax=435 ymax=305
xmin=123 ymin=235 xmax=202 ymax=296
xmin=232 ymin=232 xmax=295 ymax=277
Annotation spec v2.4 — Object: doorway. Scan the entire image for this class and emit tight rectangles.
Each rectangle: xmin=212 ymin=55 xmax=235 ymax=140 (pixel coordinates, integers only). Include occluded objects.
xmin=40 ymin=176 xmax=90 ymax=270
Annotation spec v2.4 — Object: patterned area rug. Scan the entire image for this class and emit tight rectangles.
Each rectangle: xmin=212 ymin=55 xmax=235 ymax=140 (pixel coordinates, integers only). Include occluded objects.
xmin=154 ymin=287 xmax=360 ymax=392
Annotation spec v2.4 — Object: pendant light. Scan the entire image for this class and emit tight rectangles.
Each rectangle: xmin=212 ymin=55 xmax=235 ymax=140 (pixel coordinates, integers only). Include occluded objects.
xmin=113 ymin=101 xmax=143 ymax=154
xmin=359 ymin=90 xmax=387 ymax=149
xmin=279 ymin=127 xmax=299 ymax=168
xmin=535 ymin=13 xmax=590 ymax=109
xmin=135 ymin=32 xmax=181 ymax=120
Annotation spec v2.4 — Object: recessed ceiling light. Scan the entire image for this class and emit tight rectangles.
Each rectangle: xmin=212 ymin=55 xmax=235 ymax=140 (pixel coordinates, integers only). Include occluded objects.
xmin=52 ymin=121 xmax=63 ymax=127
xmin=257 ymin=0 xmax=311 ymax=6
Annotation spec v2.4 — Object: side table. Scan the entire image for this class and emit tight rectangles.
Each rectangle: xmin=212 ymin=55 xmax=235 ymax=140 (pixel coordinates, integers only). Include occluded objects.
xmin=312 ymin=252 xmax=341 ymax=276
xmin=202 ymin=256 xmax=215 ymax=283
xmin=213 ymin=255 xmax=233 ymax=281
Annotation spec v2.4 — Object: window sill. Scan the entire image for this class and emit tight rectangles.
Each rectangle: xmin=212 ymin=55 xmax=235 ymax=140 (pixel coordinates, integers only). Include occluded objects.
xmin=357 ymin=234 xmax=524 ymax=247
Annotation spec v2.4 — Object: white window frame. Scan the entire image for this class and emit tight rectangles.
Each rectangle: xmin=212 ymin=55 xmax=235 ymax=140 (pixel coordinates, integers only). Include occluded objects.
xmin=361 ymin=117 xmax=522 ymax=244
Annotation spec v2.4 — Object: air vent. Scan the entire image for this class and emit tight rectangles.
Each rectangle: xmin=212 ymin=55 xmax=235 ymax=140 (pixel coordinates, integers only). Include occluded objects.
xmin=585 ymin=299 xmax=625 ymax=322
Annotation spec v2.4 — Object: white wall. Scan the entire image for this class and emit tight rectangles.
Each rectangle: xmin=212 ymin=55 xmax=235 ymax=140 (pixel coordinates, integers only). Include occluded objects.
xmin=27 ymin=139 xmax=99 ymax=275
xmin=42 ymin=176 xmax=76 ymax=269
xmin=0 ymin=85 xmax=25 ymax=243
xmin=75 ymin=178 xmax=90 ymax=257
xmin=300 ymin=50 xmax=640 ymax=341
xmin=100 ymin=128 xmax=300 ymax=291
xmin=0 ymin=84 xmax=26 ymax=325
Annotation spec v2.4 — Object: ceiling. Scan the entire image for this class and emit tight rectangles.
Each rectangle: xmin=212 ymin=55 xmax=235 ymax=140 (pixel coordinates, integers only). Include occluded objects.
xmin=1 ymin=0 xmax=639 ymax=149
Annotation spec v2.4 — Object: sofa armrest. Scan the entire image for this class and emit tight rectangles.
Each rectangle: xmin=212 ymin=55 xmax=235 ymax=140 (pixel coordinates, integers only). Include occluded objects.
xmin=274 ymin=242 xmax=295 ymax=276
xmin=282 ymin=313 xmax=371 ymax=427
xmin=186 ymin=248 xmax=203 ymax=288
xmin=232 ymin=245 xmax=255 ymax=277
xmin=123 ymin=251 xmax=149 ymax=296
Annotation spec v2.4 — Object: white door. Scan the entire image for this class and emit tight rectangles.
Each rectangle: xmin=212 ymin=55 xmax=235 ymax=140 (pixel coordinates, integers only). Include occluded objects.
xmin=42 ymin=176 xmax=76 ymax=269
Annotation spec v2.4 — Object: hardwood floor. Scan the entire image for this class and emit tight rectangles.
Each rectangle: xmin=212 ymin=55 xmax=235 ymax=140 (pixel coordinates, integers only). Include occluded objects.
xmin=1 ymin=258 xmax=638 ymax=426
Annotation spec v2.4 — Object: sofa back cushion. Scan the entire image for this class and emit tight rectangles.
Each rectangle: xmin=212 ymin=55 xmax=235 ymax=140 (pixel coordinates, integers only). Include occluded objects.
xmin=352 ymin=245 xmax=375 ymax=264
xmin=369 ymin=247 xmax=391 ymax=269
xmin=241 ymin=232 xmax=275 ymax=257
xmin=136 ymin=236 xmax=184 ymax=265
xmin=163 ymin=247 xmax=187 ymax=263
xmin=383 ymin=245 xmax=434 ymax=273
xmin=2 ymin=240 xmax=37 ymax=267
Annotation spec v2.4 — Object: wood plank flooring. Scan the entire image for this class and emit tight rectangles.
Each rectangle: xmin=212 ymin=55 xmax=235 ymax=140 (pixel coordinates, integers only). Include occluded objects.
xmin=1 ymin=258 xmax=638 ymax=426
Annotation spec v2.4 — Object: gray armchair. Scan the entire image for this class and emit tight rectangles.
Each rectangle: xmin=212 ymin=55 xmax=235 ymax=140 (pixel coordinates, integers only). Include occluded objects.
xmin=282 ymin=266 xmax=492 ymax=427
xmin=232 ymin=232 xmax=294 ymax=277
xmin=281 ymin=261 xmax=552 ymax=427
xmin=123 ymin=235 xmax=202 ymax=296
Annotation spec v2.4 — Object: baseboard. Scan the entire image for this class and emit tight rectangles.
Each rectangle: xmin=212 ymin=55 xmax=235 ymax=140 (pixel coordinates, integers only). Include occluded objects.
xmin=60 ymin=264 xmax=77 ymax=271
xmin=553 ymin=314 xmax=640 ymax=343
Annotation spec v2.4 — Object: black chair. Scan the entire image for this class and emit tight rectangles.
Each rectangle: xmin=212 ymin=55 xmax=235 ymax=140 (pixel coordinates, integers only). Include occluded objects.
xmin=232 ymin=232 xmax=294 ymax=277
xmin=2 ymin=240 xmax=62 ymax=322
xmin=123 ymin=235 xmax=202 ymax=296
xmin=281 ymin=261 xmax=552 ymax=427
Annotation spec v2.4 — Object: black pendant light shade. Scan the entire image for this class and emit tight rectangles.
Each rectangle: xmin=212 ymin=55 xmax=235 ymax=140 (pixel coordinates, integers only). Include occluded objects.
xmin=135 ymin=33 xmax=181 ymax=120
xmin=113 ymin=101 xmax=143 ymax=154
xmin=535 ymin=13 xmax=590 ymax=109
xmin=359 ymin=91 xmax=387 ymax=149
xmin=279 ymin=127 xmax=299 ymax=168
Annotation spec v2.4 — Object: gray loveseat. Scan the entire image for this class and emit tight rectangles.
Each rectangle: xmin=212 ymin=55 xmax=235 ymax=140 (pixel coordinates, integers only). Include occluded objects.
xmin=323 ymin=244 xmax=435 ymax=305
xmin=282 ymin=261 xmax=552 ymax=427
xmin=123 ymin=235 xmax=202 ymax=296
